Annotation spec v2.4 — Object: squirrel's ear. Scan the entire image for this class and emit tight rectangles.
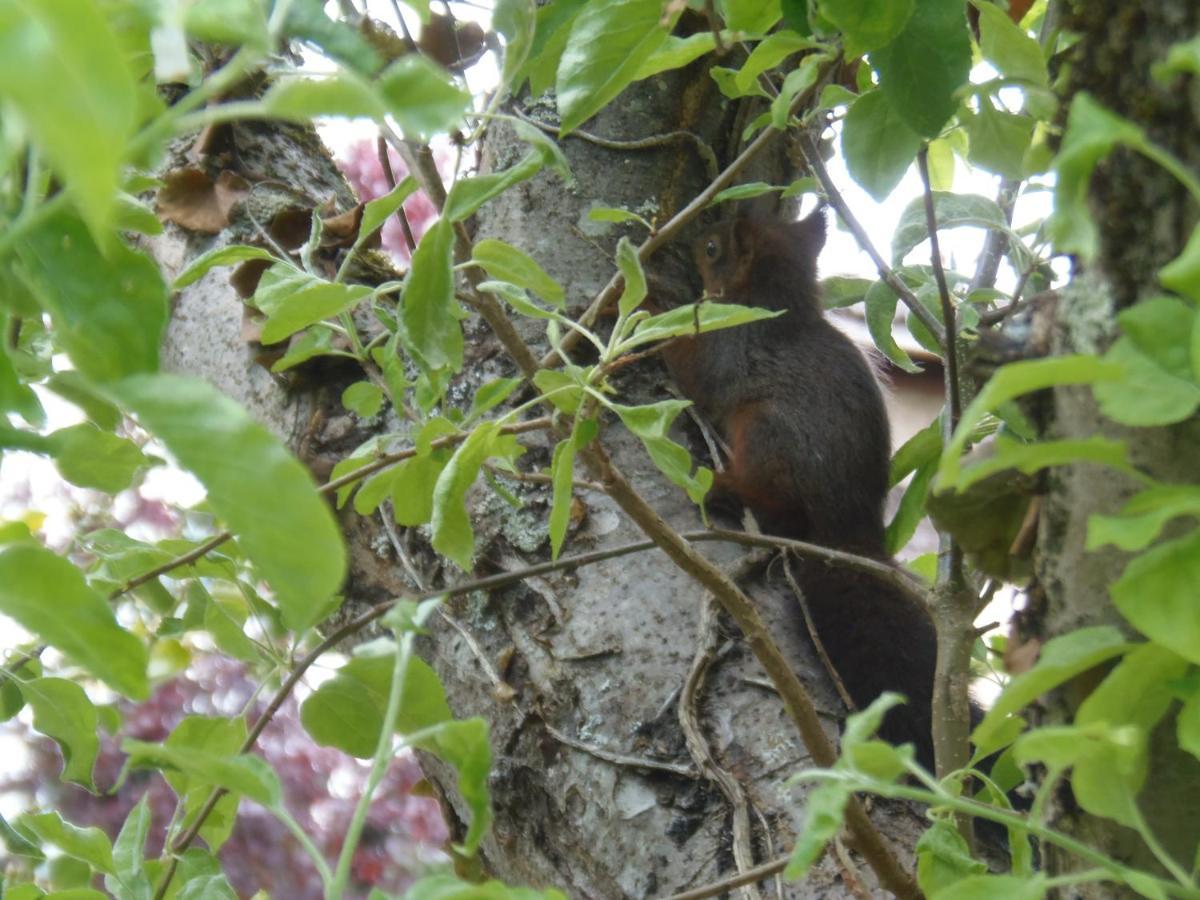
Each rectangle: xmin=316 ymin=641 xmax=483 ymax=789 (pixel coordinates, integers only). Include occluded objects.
xmin=794 ymin=206 xmax=827 ymax=253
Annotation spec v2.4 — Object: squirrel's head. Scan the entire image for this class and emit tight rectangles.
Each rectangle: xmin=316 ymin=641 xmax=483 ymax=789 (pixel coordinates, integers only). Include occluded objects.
xmin=693 ymin=208 xmax=826 ymax=305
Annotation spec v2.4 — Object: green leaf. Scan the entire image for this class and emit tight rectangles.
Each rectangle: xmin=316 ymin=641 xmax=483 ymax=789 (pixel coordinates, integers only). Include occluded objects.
xmin=472 ymin=240 xmax=565 ymax=307
xmin=885 ymin=458 xmax=934 ymax=554
xmin=870 ymin=0 xmax=971 ymax=138
xmin=936 ymin=355 xmax=1123 ymax=489
xmin=974 ymin=626 xmax=1134 ymax=751
xmin=108 ymin=794 xmax=151 ymax=900
xmin=821 ymin=275 xmax=872 ymax=309
xmin=342 ymin=381 xmax=384 ymax=418
xmin=48 ymin=424 xmax=151 ymax=493
xmin=1112 ymin=531 xmax=1200 ymax=665
xmin=1180 ymin=689 xmax=1200 ymax=763
xmin=402 ymin=219 xmax=462 ymax=370
xmin=1088 ymin=485 xmax=1200 ymax=552
xmin=586 ymin=206 xmax=652 ymax=229
xmin=556 ymin=0 xmax=676 ymax=135
xmin=282 ymin=0 xmax=383 ymax=75
xmin=619 ymin=302 xmax=781 ymax=353
xmin=611 ymin=400 xmax=712 ymax=504
xmin=445 ymin=153 xmax=545 ymax=223
xmin=634 ymin=32 xmax=717 ymax=80
xmin=0 ymin=344 xmax=43 ymax=425
xmin=21 ymin=812 xmax=114 ymax=875
xmin=719 ymin=0 xmax=781 ymax=31
xmin=358 ymin=176 xmax=419 ymax=247
xmin=108 ymin=373 xmax=346 ymax=632
xmin=173 ymin=245 xmax=277 ymax=290
xmin=253 ymin=265 xmax=372 ymax=345
xmin=783 ymin=780 xmax=851 ymax=880
xmin=156 ymin=717 xmax=243 ymax=851
xmin=377 ymin=56 xmax=471 ymax=140
xmin=915 ymin=819 xmax=987 ymax=897
xmin=864 ymin=280 xmax=921 ymax=373
xmin=548 ymin=418 xmax=596 ymax=560
xmin=392 ymin=453 xmax=450 ymax=525
xmin=841 ymin=89 xmax=922 ymax=201
xmin=1160 ymin=223 xmax=1200 ymax=303
xmin=466 ymin=377 xmax=523 ymax=422
xmin=709 ymin=182 xmax=783 ymax=205
xmin=1094 ymin=337 xmax=1200 ymax=427
xmin=821 ymin=0 xmax=914 ymax=57
xmin=261 ymin=71 xmax=386 ymax=122
xmin=892 ymin=192 xmax=1008 ymax=265
xmin=615 ymin=238 xmax=647 ymax=318
xmin=42 ymin=372 xmax=119 ymax=431
xmin=20 ymin=678 xmax=100 ymax=789
xmin=432 ymin=423 xmax=499 ymax=568
xmin=1117 ymin=296 xmax=1196 ymax=379
xmin=770 ymin=51 xmax=830 ymax=128
xmin=975 ymin=1 xmax=1047 ymax=86
xmin=271 ymin=327 xmax=338 ymax=372
xmin=1048 ymin=94 xmax=1146 ymax=260
xmin=17 ymin=212 xmax=167 ymax=383
xmin=203 ymin=594 xmax=261 ymax=663
xmin=495 ymin=0 xmax=537 ymax=88
xmin=122 ymin=740 xmax=281 ymax=808
xmin=0 ymin=0 xmax=137 ymax=240
xmin=0 ymin=545 xmax=148 ymax=698
xmin=521 ymin=0 xmax=587 ymax=97
xmin=412 ymin=718 xmax=493 ymax=855
xmin=934 ymin=875 xmax=1047 ymax=900
xmin=955 ymin=434 xmax=1137 ymax=493
xmin=963 ymin=102 xmax=1037 ymax=180
xmin=0 ymin=811 xmax=44 ymax=861
xmin=733 ymin=32 xmax=816 ymax=94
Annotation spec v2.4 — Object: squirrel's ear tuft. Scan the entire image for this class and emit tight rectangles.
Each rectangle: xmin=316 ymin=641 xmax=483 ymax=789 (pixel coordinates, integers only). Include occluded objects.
xmin=794 ymin=206 xmax=827 ymax=253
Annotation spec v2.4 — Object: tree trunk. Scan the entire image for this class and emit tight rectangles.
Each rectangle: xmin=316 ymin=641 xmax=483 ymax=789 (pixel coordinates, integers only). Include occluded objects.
xmin=149 ymin=63 xmax=928 ymax=897
xmin=1033 ymin=1 xmax=1200 ymax=890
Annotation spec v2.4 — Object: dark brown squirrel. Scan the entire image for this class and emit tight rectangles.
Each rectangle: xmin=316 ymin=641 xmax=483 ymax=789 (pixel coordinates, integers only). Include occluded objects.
xmin=660 ymin=209 xmax=940 ymax=768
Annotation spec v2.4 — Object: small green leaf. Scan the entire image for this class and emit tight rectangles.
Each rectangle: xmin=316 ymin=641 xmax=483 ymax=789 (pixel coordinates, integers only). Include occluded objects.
xmin=1088 ymin=485 xmax=1200 ymax=552
xmin=471 ymin=239 xmax=565 ymax=306
xmin=0 ymin=0 xmax=137 ymax=240
xmin=885 ymin=458 xmax=934 ymax=555
xmin=734 ymin=32 xmax=817 ymax=94
xmin=254 ymin=266 xmax=371 ymax=345
xmin=611 ymin=400 xmax=711 ymax=504
xmin=1094 ymin=337 xmax=1200 ymax=427
xmin=402 ymin=219 xmax=462 ymax=370
xmin=392 ymin=453 xmax=450 ymax=526
xmin=974 ymin=626 xmax=1134 ymax=751
xmin=203 ymin=594 xmax=261 ymax=663
xmin=557 ymin=0 xmax=676 ymax=135
xmin=934 ymin=875 xmax=1047 ymax=900
xmin=43 ymin=372 xmax=122 ymax=431
xmin=48 ymin=424 xmax=152 ymax=493
xmin=22 ymin=812 xmax=114 ymax=874
xmin=1160 ymin=223 xmax=1200 ymax=303
xmin=1048 ymin=94 xmax=1146 ymax=260
xmin=864 ymin=280 xmax=921 ymax=373
xmin=821 ymin=0 xmax=914 ymax=57
xmin=261 ymin=71 xmax=385 ymax=122
xmin=357 ymin=176 xmax=419 ymax=248
xmin=821 ymin=275 xmax=873 ymax=309
xmin=620 ymin=302 xmax=780 ymax=352
xmin=870 ymin=0 xmax=971 ymax=138
xmin=719 ymin=0 xmax=781 ymax=31
xmin=342 ymin=381 xmax=384 ymax=418
xmin=432 ymin=423 xmax=499 ymax=568
xmin=124 ymin=739 xmax=281 ymax=807
xmin=18 ymin=212 xmax=167 ymax=383
xmin=586 ymin=206 xmax=652 ymax=229
xmin=770 ymin=52 xmax=830 ymax=128
xmin=20 ymin=678 xmax=100 ymax=789
xmin=841 ymin=90 xmax=922 ymax=202
xmin=548 ymin=419 xmax=597 ymax=559
xmin=411 ymin=718 xmax=493 ymax=855
xmin=1117 ymin=296 xmax=1196 ymax=379
xmin=955 ymin=434 xmax=1137 ymax=493
xmin=1112 ymin=531 xmax=1200 ymax=665
xmin=634 ymin=32 xmax=717 ymax=80
xmin=710 ymin=182 xmax=783 ymax=205
xmin=0 ymin=811 xmax=44 ymax=861
xmin=466 ymin=377 xmax=523 ymax=422
xmin=975 ymin=2 xmax=1047 ymax=86
xmin=0 ymin=546 xmax=148 ymax=698
xmin=783 ymin=780 xmax=851 ymax=880
xmin=615 ymin=238 xmax=647 ymax=317
xmin=963 ymin=102 xmax=1035 ymax=180
xmin=108 ymin=374 xmax=347 ymax=632
xmin=892 ymin=192 xmax=1009 ymax=265
xmin=445 ymin=153 xmax=545 ymax=223
xmin=377 ymin=56 xmax=471 ymax=140
xmin=108 ymin=795 xmax=151 ymax=900
xmin=0 ymin=345 xmax=43 ymax=425
xmin=937 ymin=355 xmax=1123 ymax=489
xmin=173 ymin=245 xmax=277 ymax=290
xmin=916 ymin=819 xmax=987 ymax=897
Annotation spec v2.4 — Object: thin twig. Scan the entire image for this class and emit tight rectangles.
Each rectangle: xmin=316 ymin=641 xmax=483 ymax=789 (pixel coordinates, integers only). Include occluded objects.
xmin=666 ymin=854 xmax=789 ymax=900
xmin=967 ymin=177 xmax=1018 ymax=295
xmin=376 ymin=135 xmax=418 ymax=253
xmin=917 ymin=147 xmax=961 ymax=430
xmin=798 ymin=136 xmax=947 ymax=347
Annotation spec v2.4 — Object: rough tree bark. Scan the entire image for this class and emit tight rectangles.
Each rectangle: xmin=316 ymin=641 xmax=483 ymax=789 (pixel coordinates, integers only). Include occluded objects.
xmin=149 ymin=60 xmax=929 ymax=899
xmin=1032 ymin=1 xmax=1200 ymax=891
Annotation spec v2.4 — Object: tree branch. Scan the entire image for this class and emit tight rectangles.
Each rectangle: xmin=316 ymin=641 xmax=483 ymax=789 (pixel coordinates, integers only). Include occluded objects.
xmin=798 ymin=136 xmax=947 ymax=347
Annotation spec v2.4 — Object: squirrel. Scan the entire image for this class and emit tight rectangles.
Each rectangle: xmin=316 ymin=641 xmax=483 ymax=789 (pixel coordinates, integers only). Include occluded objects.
xmin=660 ymin=210 xmax=941 ymax=768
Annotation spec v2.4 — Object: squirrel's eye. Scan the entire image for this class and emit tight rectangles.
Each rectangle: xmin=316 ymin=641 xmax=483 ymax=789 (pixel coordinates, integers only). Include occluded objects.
xmin=704 ymin=240 xmax=718 ymax=259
